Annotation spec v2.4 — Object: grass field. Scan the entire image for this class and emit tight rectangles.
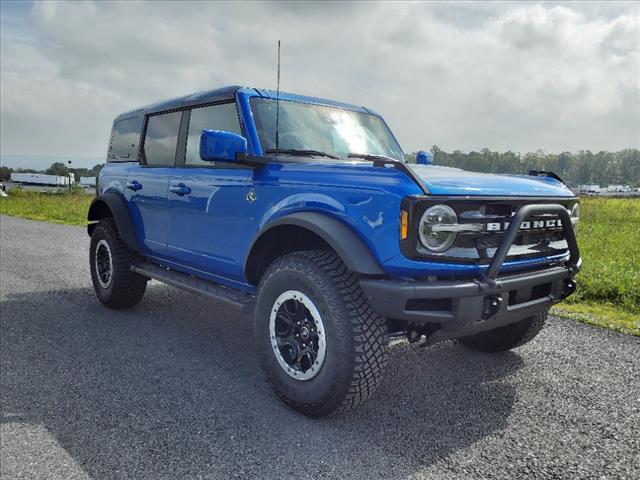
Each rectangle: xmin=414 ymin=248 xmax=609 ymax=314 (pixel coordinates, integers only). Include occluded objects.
xmin=552 ymin=197 xmax=639 ymax=335
xmin=1 ymin=191 xmax=638 ymax=335
xmin=0 ymin=189 xmax=92 ymax=225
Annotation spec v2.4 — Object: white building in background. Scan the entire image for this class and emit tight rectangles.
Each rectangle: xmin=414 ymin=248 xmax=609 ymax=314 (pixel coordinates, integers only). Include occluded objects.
xmin=80 ymin=176 xmax=97 ymax=187
xmin=10 ymin=172 xmax=71 ymax=186
xmin=607 ymin=185 xmax=630 ymax=193
xmin=578 ymin=184 xmax=600 ymax=194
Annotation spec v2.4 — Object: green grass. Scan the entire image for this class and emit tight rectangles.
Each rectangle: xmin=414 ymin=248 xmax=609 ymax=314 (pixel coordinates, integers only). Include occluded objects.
xmin=0 ymin=189 xmax=92 ymax=225
xmin=560 ymin=197 xmax=640 ymax=334
xmin=551 ymin=303 xmax=639 ymax=336
xmin=552 ymin=197 xmax=640 ymax=335
xmin=1 ymin=191 xmax=638 ymax=334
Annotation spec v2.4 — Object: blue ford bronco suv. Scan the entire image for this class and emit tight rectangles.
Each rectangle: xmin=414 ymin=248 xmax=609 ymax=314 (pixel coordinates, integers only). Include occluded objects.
xmin=88 ymin=86 xmax=580 ymax=416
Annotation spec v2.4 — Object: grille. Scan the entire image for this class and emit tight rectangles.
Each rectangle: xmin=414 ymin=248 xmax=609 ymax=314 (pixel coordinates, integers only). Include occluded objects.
xmin=401 ymin=196 xmax=577 ymax=265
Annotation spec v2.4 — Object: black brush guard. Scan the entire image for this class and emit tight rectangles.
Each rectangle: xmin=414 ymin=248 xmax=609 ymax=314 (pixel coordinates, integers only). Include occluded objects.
xmin=360 ymin=204 xmax=581 ymax=343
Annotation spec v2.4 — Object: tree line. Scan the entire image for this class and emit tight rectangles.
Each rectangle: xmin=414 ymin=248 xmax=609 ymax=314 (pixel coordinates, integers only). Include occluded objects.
xmin=407 ymin=148 xmax=640 ymax=187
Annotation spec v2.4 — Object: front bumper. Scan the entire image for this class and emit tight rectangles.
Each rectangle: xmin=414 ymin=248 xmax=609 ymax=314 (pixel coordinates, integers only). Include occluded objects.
xmin=361 ymin=263 xmax=576 ymax=327
xmin=360 ymin=203 xmax=581 ymax=342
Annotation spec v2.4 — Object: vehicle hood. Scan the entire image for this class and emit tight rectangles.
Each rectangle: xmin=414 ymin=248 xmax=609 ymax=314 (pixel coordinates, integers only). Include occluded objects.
xmin=407 ymin=164 xmax=574 ymax=197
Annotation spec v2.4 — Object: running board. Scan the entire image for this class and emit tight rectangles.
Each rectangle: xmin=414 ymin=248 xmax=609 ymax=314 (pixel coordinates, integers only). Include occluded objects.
xmin=131 ymin=263 xmax=255 ymax=313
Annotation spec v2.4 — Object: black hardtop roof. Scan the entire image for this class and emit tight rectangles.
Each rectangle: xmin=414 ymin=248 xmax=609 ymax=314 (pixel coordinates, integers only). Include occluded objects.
xmin=115 ymin=85 xmax=248 ymax=121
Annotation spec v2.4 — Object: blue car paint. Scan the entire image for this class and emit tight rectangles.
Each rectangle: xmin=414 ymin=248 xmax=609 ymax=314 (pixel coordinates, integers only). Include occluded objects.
xmin=246 ymin=161 xmax=421 ymax=266
xmin=199 ymin=129 xmax=247 ymax=162
xmin=407 ymin=164 xmax=574 ymax=197
xmin=99 ymin=86 xmax=576 ymax=295
xmin=235 ymin=89 xmax=262 ymax=155
xmin=126 ymin=166 xmax=173 ymax=256
xmin=100 ymin=162 xmax=130 ymax=197
xmin=167 ymin=165 xmax=252 ymax=283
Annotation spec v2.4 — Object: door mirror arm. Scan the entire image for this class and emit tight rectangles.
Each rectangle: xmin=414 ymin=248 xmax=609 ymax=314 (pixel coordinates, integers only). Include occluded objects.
xmin=235 ymin=153 xmax=270 ymax=168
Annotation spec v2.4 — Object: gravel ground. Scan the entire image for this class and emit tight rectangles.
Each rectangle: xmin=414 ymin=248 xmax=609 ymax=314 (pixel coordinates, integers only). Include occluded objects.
xmin=1 ymin=215 xmax=639 ymax=480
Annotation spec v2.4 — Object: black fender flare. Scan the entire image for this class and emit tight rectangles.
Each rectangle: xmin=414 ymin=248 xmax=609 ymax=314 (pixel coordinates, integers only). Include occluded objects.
xmin=87 ymin=193 xmax=140 ymax=252
xmin=245 ymin=212 xmax=385 ymax=277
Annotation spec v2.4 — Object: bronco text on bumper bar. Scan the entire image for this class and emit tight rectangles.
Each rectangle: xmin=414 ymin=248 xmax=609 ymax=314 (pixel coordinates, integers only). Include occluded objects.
xmin=360 ymin=204 xmax=580 ymax=344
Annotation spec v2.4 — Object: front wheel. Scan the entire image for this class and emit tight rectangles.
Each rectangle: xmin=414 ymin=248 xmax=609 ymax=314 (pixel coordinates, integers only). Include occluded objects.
xmin=255 ymin=250 xmax=388 ymax=417
xmin=89 ymin=218 xmax=148 ymax=309
xmin=459 ymin=311 xmax=547 ymax=353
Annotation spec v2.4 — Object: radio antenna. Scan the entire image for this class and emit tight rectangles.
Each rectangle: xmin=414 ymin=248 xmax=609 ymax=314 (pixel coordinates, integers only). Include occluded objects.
xmin=275 ymin=40 xmax=281 ymax=155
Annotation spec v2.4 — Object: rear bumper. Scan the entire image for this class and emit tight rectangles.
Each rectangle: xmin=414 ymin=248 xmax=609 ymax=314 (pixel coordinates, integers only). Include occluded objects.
xmin=360 ymin=203 xmax=581 ymax=342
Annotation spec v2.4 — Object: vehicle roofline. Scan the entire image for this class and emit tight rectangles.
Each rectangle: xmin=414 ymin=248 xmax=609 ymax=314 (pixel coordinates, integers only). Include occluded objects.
xmin=253 ymin=88 xmax=370 ymax=113
xmin=114 ymin=85 xmax=246 ymax=120
xmin=112 ymin=85 xmax=386 ymax=124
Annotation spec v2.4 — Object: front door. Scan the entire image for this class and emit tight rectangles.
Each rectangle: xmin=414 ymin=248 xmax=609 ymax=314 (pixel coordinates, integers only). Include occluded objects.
xmin=125 ymin=110 xmax=182 ymax=256
xmin=166 ymin=102 xmax=251 ymax=283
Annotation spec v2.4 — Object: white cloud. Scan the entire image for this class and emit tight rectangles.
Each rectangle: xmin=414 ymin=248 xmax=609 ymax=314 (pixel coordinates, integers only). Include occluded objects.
xmin=1 ymin=1 xmax=638 ymax=159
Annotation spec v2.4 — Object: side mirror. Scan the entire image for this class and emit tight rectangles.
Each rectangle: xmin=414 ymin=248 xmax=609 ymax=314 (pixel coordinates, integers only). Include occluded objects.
xmin=200 ymin=130 xmax=248 ymax=162
xmin=416 ymin=150 xmax=433 ymax=165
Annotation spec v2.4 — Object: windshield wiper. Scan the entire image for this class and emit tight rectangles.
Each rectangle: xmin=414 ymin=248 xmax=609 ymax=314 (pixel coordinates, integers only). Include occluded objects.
xmin=348 ymin=153 xmax=402 ymax=163
xmin=265 ymin=149 xmax=339 ymax=159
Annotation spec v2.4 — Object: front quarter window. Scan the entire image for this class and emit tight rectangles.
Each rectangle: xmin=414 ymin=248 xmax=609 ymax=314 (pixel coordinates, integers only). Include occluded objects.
xmin=250 ymin=98 xmax=405 ymax=161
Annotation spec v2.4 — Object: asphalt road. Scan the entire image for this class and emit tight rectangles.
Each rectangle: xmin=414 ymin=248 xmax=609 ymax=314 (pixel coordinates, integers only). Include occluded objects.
xmin=1 ymin=215 xmax=639 ymax=480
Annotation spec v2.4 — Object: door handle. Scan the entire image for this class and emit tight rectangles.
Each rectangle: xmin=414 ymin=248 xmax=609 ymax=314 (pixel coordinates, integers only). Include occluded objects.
xmin=169 ymin=183 xmax=191 ymax=196
xmin=126 ymin=180 xmax=142 ymax=191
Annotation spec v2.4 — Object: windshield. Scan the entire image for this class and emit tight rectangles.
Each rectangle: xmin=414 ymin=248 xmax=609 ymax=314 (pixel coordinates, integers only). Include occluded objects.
xmin=250 ymin=98 xmax=406 ymax=162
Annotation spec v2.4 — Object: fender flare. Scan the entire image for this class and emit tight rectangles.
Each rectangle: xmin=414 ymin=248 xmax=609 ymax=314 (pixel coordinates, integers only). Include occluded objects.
xmin=245 ymin=212 xmax=385 ymax=277
xmin=87 ymin=193 xmax=140 ymax=252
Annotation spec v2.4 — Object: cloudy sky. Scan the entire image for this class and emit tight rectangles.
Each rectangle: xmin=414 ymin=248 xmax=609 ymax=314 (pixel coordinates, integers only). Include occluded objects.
xmin=1 ymin=1 xmax=639 ymax=168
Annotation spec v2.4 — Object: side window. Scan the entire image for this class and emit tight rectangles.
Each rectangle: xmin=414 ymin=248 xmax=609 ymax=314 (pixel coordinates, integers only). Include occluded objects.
xmin=108 ymin=116 xmax=143 ymax=161
xmin=185 ymin=103 xmax=241 ymax=166
xmin=143 ymin=111 xmax=182 ymax=166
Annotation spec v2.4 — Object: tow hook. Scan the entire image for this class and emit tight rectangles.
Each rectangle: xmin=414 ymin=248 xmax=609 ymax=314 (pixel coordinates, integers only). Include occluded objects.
xmin=407 ymin=329 xmax=422 ymax=343
xmin=561 ymin=280 xmax=577 ymax=299
xmin=406 ymin=323 xmax=439 ymax=345
xmin=482 ymin=295 xmax=503 ymax=320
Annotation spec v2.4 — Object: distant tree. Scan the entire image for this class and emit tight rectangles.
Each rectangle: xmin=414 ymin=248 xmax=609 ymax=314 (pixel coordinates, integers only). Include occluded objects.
xmin=91 ymin=164 xmax=104 ymax=175
xmin=46 ymin=162 xmax=69 ymax=176
xmin=0 ymin=166 xmax=12 ymax=181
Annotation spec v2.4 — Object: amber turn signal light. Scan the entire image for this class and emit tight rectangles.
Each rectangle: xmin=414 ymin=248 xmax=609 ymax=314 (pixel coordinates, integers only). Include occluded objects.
xmin=400 ymin=210 xmax=408 ymax=240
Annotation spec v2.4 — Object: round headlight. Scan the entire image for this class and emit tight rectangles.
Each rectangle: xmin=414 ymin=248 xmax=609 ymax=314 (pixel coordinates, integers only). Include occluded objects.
xmin=418 ymin=205 xmax=458 ymax=252
xmin=571 ymin=203 xmax=580 ymax=220
xmin=570 ymin=203 xmax=580 ymax=230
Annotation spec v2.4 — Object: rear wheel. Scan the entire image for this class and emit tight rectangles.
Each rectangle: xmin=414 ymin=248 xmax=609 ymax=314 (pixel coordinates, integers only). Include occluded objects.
xmin=459 ymin=311 xmax=547 ymax=352
xmin=255 ymin=250 xmax=388 ymax=417
xmin=89 ymin=218 xmax=147 ymax=309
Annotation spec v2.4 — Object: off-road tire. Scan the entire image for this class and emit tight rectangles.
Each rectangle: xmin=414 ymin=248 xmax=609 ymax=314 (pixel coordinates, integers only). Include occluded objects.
xmin=459 ymin=311 xmax=547 ymax=353
xmin=89 ymin=218 xmax=147 ymax=309
xmin=255 ymin=250 xmax=388 ymax=417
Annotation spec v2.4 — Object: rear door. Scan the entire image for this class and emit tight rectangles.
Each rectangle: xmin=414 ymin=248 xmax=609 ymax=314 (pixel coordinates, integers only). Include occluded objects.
xmin=125 ymin=110 xmax=182 ymax=256
xmin=166 ymin=102 xmax=251 ymax=283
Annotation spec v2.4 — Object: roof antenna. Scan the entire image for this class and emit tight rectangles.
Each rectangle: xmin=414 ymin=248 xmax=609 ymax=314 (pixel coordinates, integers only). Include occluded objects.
xmin=275 ymin=40 xmax=281 ymax=156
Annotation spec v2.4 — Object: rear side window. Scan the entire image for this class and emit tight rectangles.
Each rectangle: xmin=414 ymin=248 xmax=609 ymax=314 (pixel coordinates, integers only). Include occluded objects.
xmin=108 ymin=116 xmax=143 ymax=161
xmin=143 ymin=111 xmax=182 ymax=166
xmin=185 ymin=103 xmax=241 ymax=166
